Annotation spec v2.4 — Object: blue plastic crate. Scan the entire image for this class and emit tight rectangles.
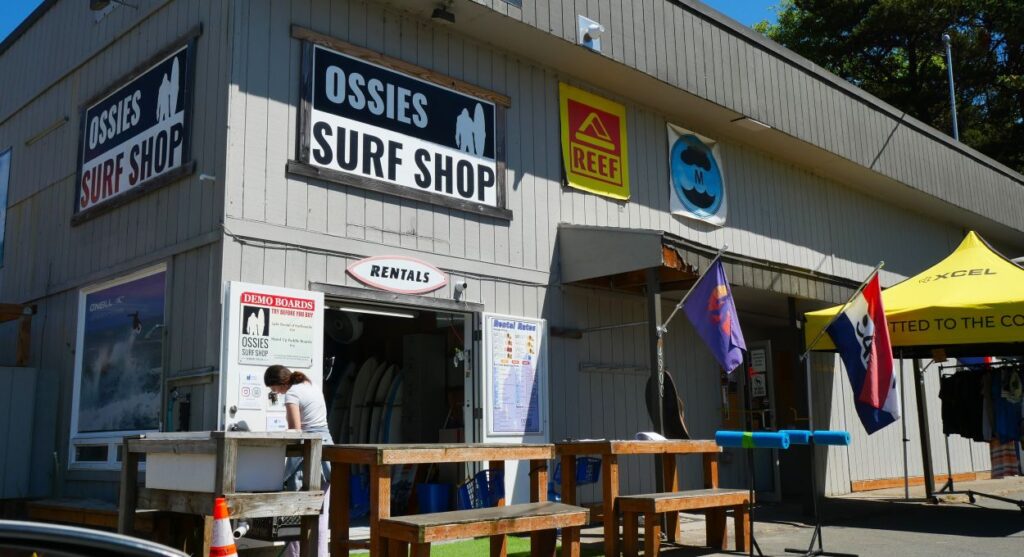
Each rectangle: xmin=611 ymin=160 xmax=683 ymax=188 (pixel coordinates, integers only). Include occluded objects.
xmin=457 ymin=469 xmax=505 ymax=510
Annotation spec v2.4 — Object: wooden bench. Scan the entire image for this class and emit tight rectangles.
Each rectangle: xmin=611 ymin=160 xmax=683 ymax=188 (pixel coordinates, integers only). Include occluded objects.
xmin=619 ymin=488 xmax=751 ymax=557
xmin=379 ymin=501 xmax=589 ymax=556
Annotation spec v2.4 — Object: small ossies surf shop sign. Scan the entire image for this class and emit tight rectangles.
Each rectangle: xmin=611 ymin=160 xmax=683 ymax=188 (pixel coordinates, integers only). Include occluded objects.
xmin=347 ymin=255 xmax=448 ymax=295
xmin=75 ymin=33 xmax=197 ymax=221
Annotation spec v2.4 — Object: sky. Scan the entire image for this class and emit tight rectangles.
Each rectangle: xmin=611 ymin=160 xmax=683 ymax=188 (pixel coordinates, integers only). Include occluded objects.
xmin=0 ymin=0 xmax=778 ymax=44
xmin=1 ymin=0 xmax=43 ymax=43
xmin=702 ymin=0 xmax=780 ymax=28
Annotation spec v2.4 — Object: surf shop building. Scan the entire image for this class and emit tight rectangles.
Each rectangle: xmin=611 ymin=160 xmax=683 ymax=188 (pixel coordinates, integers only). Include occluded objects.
xmin=2 ymin=0 xmax=1023 ymax=512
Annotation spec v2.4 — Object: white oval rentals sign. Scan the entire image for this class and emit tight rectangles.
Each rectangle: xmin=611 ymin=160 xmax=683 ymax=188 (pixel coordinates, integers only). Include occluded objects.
xmin=347 ymin=255 xmax=448 ymax=295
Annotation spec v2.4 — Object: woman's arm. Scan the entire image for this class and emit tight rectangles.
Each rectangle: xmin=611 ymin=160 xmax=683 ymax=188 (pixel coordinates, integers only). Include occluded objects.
xmin=285 ymin=403 xmax=302 ymax=430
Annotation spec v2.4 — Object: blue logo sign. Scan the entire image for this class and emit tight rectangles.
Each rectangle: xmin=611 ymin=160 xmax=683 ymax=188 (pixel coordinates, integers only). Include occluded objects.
xmin=670 ymin=134 xmax=723 ymax=217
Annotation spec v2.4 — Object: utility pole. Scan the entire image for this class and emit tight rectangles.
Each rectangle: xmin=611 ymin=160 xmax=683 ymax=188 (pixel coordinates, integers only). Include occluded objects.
xmin=942 ymin=34 xmax=960 ymax=141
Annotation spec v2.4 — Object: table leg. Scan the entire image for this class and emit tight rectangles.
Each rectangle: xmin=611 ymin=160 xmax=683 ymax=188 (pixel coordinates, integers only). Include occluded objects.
xmin=531 ymin=529 xmax=557 ymax=557
xmin=661 ymin=454 xmax=680 ymax=542
xmin=643 ymin=512 xmax=660 ymax=557
xmin=734 ymin=504 xmax=750 ymax=553
xmin=622 ymin=511 xmax=639 ymax=557
xmin=488 ymin=460 xmax=507 ymax=557
xmin=560 ymin=455 xmax=577 ymax=505
xmin=201 ymin=515 xmax=214 ymax=557
xmin=332 ymin=464 xmax=351 ymax=557
xmin=411 ymin=542 xmax=431 ymax=557
xmin=530 ymin=459 xmax=549 ymax=554
xmin=490 ymin=535 xmax=508 ymax=557
xmin=117 ymin=450 xmax=140 ymax=535
xmin=370 ymin=464 xmax=392 ymax=557
xmin=388 ymin=539 xmax=409 ymax=556
xmin=562 ymin=526 xmax=581 ymax=557
xmin=705 ymin=508 xmax=727 ymax=550
xmin=602 ymin=455 xmax=620 ymax=557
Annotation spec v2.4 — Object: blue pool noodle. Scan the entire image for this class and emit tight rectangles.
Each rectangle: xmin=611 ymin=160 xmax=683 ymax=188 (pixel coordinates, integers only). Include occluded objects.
xmin=811 ymin=430 xmax=851 ymax=446
xmin=780 ymin=430 xmax=811 ymax=445
xmin=715 ymin=431 xmax=790 ymax=450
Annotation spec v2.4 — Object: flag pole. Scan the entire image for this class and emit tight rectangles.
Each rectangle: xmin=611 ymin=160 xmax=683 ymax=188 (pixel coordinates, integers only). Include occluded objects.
xmin=659 ymin=244 xmax=729 ymax=334
xmin=799 ymin=261 xmax=885 ymax=362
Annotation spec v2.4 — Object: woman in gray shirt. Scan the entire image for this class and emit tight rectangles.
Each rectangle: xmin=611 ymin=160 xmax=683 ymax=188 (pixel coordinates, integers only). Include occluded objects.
xmin=265 ymin=365 xmax=333 ymax=557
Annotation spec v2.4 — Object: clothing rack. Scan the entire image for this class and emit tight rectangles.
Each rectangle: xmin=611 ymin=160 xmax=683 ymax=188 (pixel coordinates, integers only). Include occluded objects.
xmin=935 ymin=362 xmax=1024 ymax=513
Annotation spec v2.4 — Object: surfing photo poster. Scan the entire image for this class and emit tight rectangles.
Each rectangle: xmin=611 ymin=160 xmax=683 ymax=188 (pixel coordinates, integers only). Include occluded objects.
xmin=74 ymin=266 xmax=166 ymax=434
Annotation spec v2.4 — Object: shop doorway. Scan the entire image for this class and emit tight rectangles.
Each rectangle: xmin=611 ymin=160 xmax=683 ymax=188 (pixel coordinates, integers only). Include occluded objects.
xmin=319 ymin=298 xmax=475 ymax=517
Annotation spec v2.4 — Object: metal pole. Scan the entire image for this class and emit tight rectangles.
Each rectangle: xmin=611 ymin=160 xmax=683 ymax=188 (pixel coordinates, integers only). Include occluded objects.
xmin=943 ymin=34 xmax=960 ymax=141
xmin=912 ymin=358 xmax=937 ymax=501
xmin=800 ymin=262 xmax=884 ymax=361
xmin=659 ymin=245 xmax=728 ymax=334
xmin=645 ymin=268 xmax=666 ymax=495
xmin=899 ymin=353 xmax=910 ymax=500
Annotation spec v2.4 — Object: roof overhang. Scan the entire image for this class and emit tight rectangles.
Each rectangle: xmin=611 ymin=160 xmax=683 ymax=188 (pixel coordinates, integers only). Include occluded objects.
xmin=557 ymin=224 xmax=859 ymax=304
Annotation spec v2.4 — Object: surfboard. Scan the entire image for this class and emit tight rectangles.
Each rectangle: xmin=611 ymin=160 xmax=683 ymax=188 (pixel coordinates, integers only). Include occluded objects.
xmin=382 ymin=374 xmax=403 ymax=443
xmin=327 ymin=360 xmax=356 ymax=443
xmin=369 ymin=365 xmax=396 ymax=444
xmin=359 ymin=361 xmax=390 ymax=443
xmin=347 ymin=357 xmax=378 ymax=445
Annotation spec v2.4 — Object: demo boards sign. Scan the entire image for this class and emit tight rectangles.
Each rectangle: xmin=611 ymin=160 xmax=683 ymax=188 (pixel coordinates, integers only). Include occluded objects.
xmin=347 ymin=255 xmax=448 ymax=295
xmin=76 ymin=36 xmax=196 ymax=219
xmin=236 ymin=287 xmax=320 ymax=368
xmin=298 ymin=38 xmax=509 ymax=218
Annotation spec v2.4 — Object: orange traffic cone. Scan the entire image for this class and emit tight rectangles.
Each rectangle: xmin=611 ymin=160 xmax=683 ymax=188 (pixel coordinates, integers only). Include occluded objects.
xmin=209 ymin=497 xmax=238 ymax=557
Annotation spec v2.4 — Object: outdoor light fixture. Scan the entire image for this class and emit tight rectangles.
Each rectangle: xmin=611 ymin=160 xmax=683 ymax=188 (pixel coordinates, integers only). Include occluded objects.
xmin=89 ymin=0 xmax=138 ymax=10
xmin=431 ymin=3 xmax=456 ymax=25
xmin=577 ymin=15 xmax=605 ymax=52
xmin=334 ymin=304 xmax=417 ymax=319
xmin=730 ymin=116 xmax=772 ymax=132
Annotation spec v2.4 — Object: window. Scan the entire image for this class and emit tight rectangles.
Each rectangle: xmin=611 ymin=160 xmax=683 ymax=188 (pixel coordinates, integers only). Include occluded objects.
xmin=70 ymin=265 xmax=167 ymax=469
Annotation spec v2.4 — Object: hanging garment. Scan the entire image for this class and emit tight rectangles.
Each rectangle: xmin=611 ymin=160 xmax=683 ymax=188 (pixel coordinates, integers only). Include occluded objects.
xmin=993 ymin=367 xmax=1023 ymax=442
xmin=990 ymin=439 xmax=1021 ymax=478
xmin=939 ymin=371 xmax=986 ymax=441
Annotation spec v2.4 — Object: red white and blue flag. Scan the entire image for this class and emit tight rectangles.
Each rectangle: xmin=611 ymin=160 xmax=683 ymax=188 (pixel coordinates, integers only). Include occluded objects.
xmin=826 ymin=274 xmax=900 ymax=434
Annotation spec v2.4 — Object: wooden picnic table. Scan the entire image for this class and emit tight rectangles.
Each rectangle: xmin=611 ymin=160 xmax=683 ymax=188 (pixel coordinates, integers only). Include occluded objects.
xmin=555 ymin=439 xmax=721 ymax=557
xmin=324 ymin=443 xmax=556 ymax=557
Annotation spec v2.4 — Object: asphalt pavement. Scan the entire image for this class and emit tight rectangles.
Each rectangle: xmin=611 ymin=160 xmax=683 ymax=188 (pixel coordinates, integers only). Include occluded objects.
xmin=579 ymin=477 xmax=1024 ymax=556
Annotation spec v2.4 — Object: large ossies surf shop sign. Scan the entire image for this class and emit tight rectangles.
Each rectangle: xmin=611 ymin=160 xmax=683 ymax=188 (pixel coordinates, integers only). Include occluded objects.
xmin=294 ymin=31 xmax=511 ymax=219
xmin=75 ymin=34 xmax=197 ymax=221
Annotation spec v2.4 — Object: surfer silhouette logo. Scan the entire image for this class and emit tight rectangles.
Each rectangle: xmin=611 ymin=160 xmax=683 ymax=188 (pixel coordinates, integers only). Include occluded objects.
xmin=455 ymin=103 xmax=487 ymax=156
xmin=156 ymin=57 xmax=180 ymax=121
xmin=243 ymin=306 xmax=268 ymax=336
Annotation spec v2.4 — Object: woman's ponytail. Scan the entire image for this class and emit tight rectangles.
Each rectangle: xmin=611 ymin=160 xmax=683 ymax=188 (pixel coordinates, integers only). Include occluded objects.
xmin=264 ymin=365 xmax=311 ymax=387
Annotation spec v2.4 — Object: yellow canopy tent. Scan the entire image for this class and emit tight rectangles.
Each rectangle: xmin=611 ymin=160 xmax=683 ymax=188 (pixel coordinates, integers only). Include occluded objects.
xmin=802 ymin=230 xmax=1024 ymax=501
xmin=805 ymin=231 xmax=1024 ymax=355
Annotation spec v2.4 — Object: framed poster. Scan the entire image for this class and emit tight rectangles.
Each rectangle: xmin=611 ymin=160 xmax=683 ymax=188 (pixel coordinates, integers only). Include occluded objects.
xmin=70 ymin=265 xmax=167 ymax=468
xmin=668 ymin=123 xmax=726 ymax=225
xmin=482 ymin=313 xmax=547 ymax=436
xmin=290 ymin=28 xmax=511 ymax=220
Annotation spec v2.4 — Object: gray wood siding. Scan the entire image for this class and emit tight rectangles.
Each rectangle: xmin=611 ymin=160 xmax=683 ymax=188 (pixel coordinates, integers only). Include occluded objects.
xmin=0 ymin=0 xmax=229 ymax=499
xmin=224 ymin=0 xmax=969 ymax=291
xmin=471 ymin=0 xmax=1024 ymax=235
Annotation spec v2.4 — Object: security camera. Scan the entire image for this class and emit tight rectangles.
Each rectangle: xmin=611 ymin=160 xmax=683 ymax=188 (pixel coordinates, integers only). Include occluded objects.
xmin=454 ymin=280 xmax=469 ymax=293
xmin=586 ymin=23 xmax=605 ymax=38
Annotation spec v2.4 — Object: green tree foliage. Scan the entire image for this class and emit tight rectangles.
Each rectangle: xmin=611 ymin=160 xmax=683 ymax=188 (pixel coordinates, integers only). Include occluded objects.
xmin=755 ymin=0 xmax=1024 ymax=174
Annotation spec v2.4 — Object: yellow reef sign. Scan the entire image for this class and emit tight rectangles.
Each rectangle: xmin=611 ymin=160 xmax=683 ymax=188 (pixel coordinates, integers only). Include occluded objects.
xmin=558 ymin=83 xmax=630 ymax=200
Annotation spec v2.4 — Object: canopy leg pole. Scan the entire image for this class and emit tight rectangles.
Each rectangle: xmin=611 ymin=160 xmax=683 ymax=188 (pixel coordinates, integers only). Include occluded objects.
xmin=645 ymin=268 xmax=666 ymax=497
xmin=912 ymin=358 xmax=937 ymax=502
xmin=899 ymin=353 xmax=910 ymax=501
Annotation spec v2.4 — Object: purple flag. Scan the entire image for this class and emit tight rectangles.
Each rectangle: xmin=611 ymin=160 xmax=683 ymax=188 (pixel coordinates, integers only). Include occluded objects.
xmin=683 ymin=260 xmax=746 ymax=372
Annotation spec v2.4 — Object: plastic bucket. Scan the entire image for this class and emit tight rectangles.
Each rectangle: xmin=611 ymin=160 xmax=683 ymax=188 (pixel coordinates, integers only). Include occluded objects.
xmin=416 ymin=483 xmax=451 ymax=513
